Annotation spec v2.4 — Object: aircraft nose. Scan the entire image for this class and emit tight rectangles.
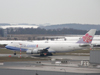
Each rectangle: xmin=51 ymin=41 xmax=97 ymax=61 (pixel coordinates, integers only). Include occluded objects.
xmin=5 ymin=45 xmax=8 ymax=48
xmin=5 ymin=45 xmax=10 ymax=49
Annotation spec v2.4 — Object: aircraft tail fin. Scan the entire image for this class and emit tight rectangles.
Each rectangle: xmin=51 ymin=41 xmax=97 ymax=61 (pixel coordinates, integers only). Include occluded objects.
xmin=77 ymin=29 xmax=96 ymax=44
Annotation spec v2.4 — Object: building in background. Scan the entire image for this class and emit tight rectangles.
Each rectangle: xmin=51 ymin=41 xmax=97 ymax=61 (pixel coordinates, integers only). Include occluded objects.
xmin=0 ymin=29 xmax=7 ymax=37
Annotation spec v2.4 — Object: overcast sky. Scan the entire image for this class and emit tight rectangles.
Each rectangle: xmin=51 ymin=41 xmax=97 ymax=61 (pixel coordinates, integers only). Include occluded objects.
xmin=0 ymin=0 xmax=100 ymax=25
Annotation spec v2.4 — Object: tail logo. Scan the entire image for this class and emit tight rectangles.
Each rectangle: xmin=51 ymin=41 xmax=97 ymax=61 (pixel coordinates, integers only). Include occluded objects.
xmin=82 ymin=33 xmax=93 ymax=43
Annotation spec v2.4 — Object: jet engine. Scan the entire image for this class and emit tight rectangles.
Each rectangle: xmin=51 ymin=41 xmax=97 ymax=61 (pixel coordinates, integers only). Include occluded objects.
xmin=26 ymin=49 xmax=43 ymax=54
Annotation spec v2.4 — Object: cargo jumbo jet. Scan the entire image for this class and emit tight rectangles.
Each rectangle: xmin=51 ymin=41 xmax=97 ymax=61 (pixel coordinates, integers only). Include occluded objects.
xmin=5 ymin=29 xmax=96 ymax=56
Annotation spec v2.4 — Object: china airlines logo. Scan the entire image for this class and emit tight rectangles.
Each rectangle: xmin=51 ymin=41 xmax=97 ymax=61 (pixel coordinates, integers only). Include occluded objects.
xmin=36 ymin=45 xmax=38 ymax=47
xmin=19 ymin=43 xmax=22 ymax=45
xmin=82 ymin=33 xmax=93 ymax=43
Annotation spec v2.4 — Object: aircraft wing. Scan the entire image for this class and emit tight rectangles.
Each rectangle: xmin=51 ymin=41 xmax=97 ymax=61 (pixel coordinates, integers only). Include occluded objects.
xmin=36 ymin=47 xmax=56 ymax=53
xmin=26 ymin=47 xmax=56 ymax=55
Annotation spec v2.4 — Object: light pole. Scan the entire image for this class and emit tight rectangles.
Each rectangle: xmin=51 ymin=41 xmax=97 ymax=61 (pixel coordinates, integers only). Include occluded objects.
xmin=19 ymin=43 xmax=22 ymax=58
xmin=60 ymin=68 xmax=66 ymax=75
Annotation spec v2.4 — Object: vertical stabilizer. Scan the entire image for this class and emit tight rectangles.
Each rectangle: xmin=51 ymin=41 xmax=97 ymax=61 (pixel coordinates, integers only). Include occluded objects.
xmin=77 ymin=29 xmax=96 ymax=44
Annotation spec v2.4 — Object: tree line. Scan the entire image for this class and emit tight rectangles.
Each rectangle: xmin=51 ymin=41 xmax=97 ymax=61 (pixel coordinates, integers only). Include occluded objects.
xmin=6 ymin=28 xmax=87 ymax=35
xmin=0 ymin=28 xmax=100 ymax=35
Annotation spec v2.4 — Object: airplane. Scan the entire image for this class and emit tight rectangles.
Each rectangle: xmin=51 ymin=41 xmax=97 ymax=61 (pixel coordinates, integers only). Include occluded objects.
xmin=5 ymin=29 xmax=96 ymax=56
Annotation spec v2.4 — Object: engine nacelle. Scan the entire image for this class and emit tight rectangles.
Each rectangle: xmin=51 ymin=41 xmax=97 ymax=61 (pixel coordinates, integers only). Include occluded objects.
xmin=26 ymin=49 xmax=43 ymax=54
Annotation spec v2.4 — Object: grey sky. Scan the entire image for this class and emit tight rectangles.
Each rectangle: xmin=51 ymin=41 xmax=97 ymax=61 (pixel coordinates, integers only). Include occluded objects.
xmin=0 ymin=0 xmax=100 ymax=24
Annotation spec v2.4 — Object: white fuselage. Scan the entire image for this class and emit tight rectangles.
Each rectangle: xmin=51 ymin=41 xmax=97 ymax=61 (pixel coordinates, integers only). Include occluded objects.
xmin=6 ymin=41 xmax=89 ymax=53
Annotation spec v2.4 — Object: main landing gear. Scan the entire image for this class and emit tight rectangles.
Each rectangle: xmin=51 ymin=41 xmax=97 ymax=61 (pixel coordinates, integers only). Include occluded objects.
xmin=40 ymin=53 xmax=53 ymax=56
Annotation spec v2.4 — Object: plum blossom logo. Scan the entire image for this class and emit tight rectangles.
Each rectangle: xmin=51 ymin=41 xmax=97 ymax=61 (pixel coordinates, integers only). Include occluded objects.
xmin=82 ymin=33 xmax=93 ymax=43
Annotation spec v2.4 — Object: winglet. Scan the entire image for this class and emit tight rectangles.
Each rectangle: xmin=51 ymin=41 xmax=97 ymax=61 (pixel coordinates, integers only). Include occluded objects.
xmin=77 ymin=29 xmax=96 ymax=44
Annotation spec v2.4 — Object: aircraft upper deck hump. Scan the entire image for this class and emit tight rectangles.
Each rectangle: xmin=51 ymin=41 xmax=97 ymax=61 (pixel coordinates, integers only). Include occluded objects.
xmin=76 ymin=29 xmax=96 ymax=44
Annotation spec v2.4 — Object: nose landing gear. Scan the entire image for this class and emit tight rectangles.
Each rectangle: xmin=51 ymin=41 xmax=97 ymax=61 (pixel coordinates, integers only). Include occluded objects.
xmin=14 ymin=51 xmax=16 ymax=55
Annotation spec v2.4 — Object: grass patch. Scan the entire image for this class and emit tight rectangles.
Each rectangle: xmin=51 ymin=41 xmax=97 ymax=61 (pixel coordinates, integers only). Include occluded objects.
xmin=0 ymin=48 xmax=26 ymax=54
xmin=0 ymin=48 xmax=91 ymax=56
xmin=0 ymin=57 xmax=48 ymax=62
xmin=68 ymin=49 xmax=90 ymax=53
xmin=54 ymin=49 xmax=90 ymax=55
xmin=0 ymin=48 xmax=91 ymax=54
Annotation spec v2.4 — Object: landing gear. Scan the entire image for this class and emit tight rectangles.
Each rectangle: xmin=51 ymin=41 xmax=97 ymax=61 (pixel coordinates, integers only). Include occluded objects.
xmin=14 ymin=51 xmax=16 ymax=55
xmin=40 ymin=53 xmax=44 ymax=56
xmin=47 ymin=53 xmax=53 ymax=56
xmin=14 ymin=53 xmax=16 ymax=55
xmin=40 ymin=53 xmax=53 ymax=56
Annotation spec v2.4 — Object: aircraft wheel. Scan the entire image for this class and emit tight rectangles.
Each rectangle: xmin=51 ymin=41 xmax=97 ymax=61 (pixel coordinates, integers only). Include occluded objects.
xmin=47 ymin=53 xmax=53 ymax=56
xmin=49 ymin=53 xmax=53 ymax=56
xmin=14 ymin=53 xmax=16 ymax=55
xmin=40 ymin=54 xmax=44 ymax=56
